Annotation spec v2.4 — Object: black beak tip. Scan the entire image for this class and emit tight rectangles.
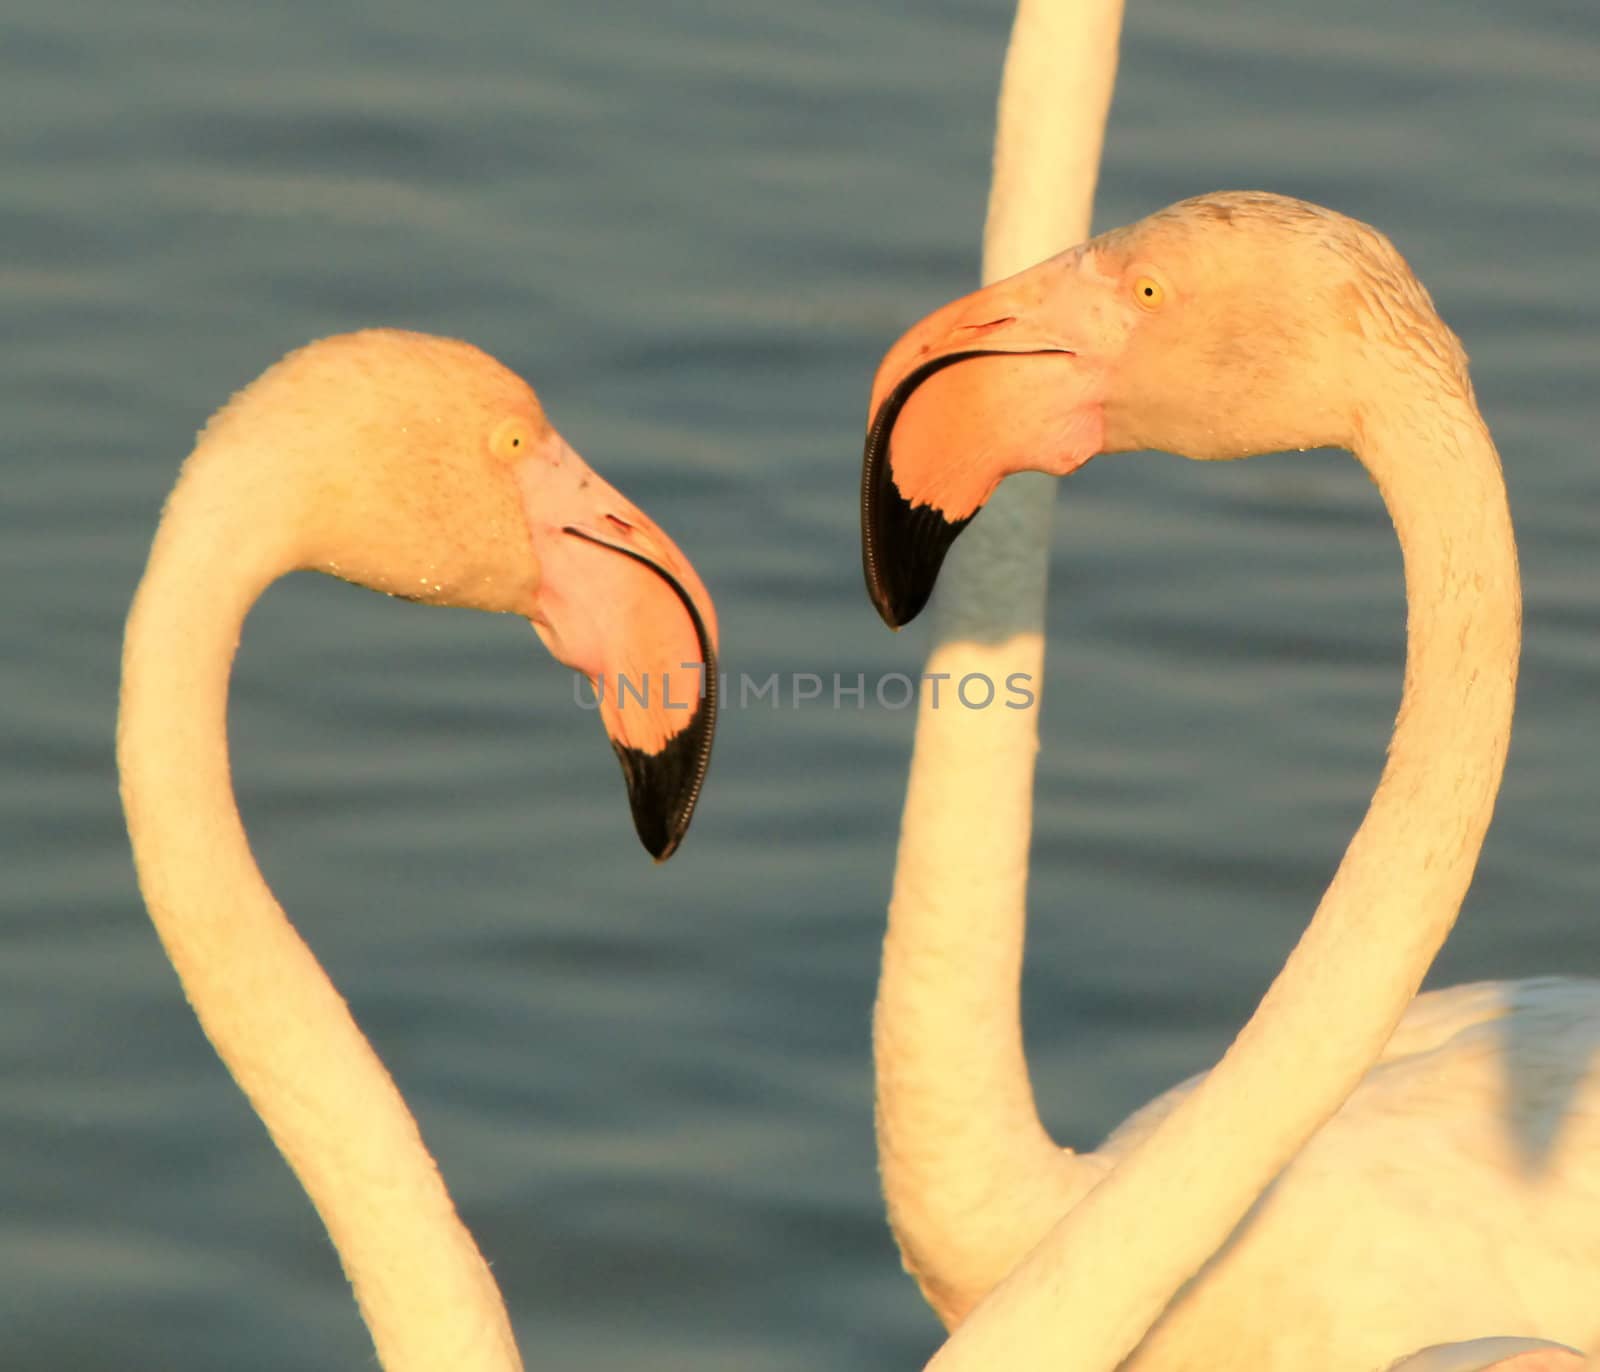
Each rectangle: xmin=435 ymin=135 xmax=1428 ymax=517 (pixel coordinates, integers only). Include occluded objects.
xmin=610 ymin=685 xmax=717 ymax=862
xmin=865 ymin=565 xmax=920 ymax=631
xmin=862 ymin=473 xmax=972 ymax=631
xmin=860 ymin=352 xmax=987 ymax=631
xmin=561 ymin=525 xmax=719 ymax=862
xmin=613 ymin=734 xmax=689 ymax=860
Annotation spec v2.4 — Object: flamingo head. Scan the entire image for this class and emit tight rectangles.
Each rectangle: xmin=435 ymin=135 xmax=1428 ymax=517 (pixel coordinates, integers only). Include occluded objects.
xmin=204 ymin=330 xmax=718 ymax=859
xmin=861 ymin=191 xmax=1451 ymax=627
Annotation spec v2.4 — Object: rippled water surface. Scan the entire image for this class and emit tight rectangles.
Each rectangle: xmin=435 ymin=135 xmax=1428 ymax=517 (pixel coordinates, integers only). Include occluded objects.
xmin=2 ymin=1 xmax=1596 ymax=1366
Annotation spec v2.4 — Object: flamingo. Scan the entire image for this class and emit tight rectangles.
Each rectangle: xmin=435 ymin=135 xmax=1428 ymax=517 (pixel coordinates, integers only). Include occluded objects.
xmin=861 ymin=193 xmax=1600 ymax=1370
xmin=116 ymin=330 xmax=718 ymax=1372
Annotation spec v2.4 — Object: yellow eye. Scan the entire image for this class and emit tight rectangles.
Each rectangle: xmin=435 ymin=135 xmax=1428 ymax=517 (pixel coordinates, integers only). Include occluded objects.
xmin=1132 ymin=275 xmax=1166 ymax=310
xmin=489 ymin=417 xmax=535 ymax=462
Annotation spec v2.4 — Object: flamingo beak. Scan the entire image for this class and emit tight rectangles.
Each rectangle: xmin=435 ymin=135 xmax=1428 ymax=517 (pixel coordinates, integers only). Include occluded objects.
xmin=860 ymin=253 xmax=1105 ymax=628
xmin=515 ymin=436 xmax=719 ymax=861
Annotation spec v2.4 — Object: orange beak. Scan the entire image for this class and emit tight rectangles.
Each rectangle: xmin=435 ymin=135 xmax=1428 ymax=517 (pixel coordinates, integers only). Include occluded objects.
xmin=515 ymin=434 xmax=718 ymax=861
xmin=860 ymin=252 xmax=1106 ymax=628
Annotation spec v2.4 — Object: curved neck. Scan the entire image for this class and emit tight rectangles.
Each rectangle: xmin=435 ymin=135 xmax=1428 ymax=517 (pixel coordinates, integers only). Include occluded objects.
xmin=117 ymin=445 xmax=523 ymax=1372
xmin=875 ymin=0 xmax=1125 ymax=1324
xmin=929 ymin=370 xmax=1520 ymax=1369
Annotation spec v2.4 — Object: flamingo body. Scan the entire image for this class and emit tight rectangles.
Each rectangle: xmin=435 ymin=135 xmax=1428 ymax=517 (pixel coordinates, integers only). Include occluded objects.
xmin=1102 ymin=979 xmax=1600 ymax=1370
xmin=1388 ymin=1339 xmax=1586 ymax=1372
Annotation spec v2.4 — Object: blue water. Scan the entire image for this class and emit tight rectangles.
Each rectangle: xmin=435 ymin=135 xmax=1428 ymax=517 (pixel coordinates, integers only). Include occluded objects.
xmin=2 ymin=1 xmax=1596 ymax=1366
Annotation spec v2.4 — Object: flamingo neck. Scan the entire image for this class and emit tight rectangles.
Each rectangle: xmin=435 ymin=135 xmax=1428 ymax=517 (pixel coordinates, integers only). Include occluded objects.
xmin=117 ymin=441 xmax=523 ymax=1372
xmin=875 ymin=0 xmax=1125 ymax=1326
xmin=927 ymin=357 xmax=1520 ymax=1369
xmin=983 ymin=0 xmax=1125 ymax=283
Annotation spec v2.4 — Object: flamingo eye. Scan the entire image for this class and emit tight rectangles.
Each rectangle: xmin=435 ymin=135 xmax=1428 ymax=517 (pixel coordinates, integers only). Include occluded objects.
xmin=489 ymin=417 xmax=535 ymax=462
xmin=1132 ymin=275 xmax=1166 ymax=311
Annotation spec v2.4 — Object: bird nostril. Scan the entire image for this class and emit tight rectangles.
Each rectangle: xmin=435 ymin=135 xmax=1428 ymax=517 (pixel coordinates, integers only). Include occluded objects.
xmin=958 ymin=316 xmax=1017 ymax=337
xmin=605 ymin=514 xmax=635 ymax=535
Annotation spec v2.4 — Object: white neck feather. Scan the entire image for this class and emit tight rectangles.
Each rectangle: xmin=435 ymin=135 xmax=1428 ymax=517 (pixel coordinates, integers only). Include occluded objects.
xmin=117 ymin=442 xmax=523 ymax=1372
xmin=927 ymin=365 xmax=1521 ymax=1370
xmin=875 ymin=0 xmax=1126 ymax=1323
xmin=983 ymin=0 xmax=1125 ymax=283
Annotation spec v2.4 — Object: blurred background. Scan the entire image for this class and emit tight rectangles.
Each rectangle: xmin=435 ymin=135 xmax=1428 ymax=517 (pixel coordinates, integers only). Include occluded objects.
xmin=1 ymin=0 xmax=1595 ymax=1366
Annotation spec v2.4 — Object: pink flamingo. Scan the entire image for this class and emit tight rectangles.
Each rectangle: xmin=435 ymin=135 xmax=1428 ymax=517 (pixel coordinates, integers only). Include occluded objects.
xmin=118 ymin=331 xmax=717 ymax=1371
xmin=864 ymin=193 xmax=1599 ymax=1370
